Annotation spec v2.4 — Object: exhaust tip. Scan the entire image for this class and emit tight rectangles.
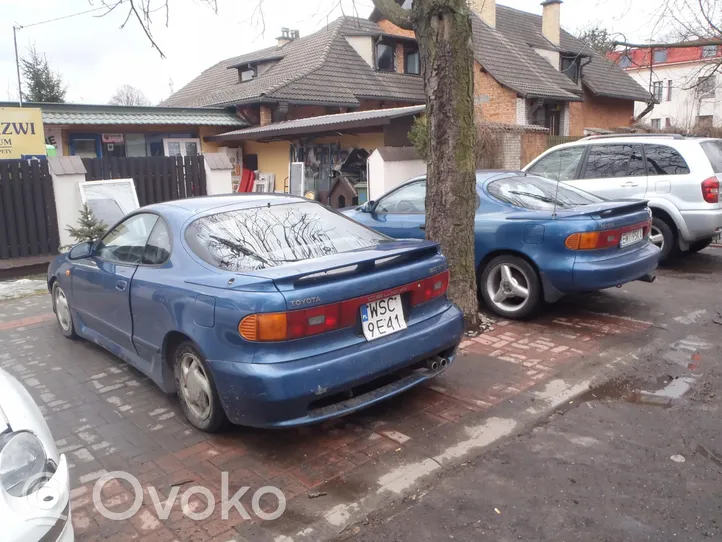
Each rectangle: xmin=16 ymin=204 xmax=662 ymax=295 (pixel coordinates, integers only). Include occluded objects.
xmin=439 ymin=358 xmax=449 ymax=368
xmin=429 ymin=361 xmax=439 ymax=372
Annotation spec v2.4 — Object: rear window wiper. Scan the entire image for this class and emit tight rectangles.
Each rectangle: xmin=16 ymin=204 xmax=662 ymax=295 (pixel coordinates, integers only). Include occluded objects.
xmin=508 ymin=190 xmax=559 ymax=204
xmin=209 ymin=236 xmax=304 ymax=266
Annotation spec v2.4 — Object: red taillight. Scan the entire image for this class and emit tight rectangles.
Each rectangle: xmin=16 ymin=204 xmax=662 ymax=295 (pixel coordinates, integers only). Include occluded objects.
xmin=564 ymin=220 xmax=652 ymax=251
xmin=411 ymin=270 xmax=450 ymax=305
xmin=239 ymin=270 xmax=450 ymax=341
xmin=702 ymin=177 xmax=720 ymax=204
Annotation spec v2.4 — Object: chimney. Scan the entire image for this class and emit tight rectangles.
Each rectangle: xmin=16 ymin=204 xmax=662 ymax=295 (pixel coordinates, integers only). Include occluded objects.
xmin=276 ymin=28 xmax=299 ymax=47
xmin=541 ymin=0 xmax=562 ymax=46
xmin=470 ymin=0 xmax=496 ymax=29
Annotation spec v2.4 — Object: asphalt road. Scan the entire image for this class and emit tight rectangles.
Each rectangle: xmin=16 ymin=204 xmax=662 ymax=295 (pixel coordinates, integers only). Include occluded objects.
xmin=337 ymin=248 xmax=722 ymax=542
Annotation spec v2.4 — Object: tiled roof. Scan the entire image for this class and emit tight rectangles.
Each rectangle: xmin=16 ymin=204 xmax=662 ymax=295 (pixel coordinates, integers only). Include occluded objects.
xmin=163 ymin=5 xmax=649 ymax=110
xmin=7 ymin=102 xmax=247 ymax=126
xmin=208 ymin=105 xmax=425 ymax=141
xmin=608 ymin=44 xmax=722 ymax=69
xmin=494 ymin=5 xmax=651 ymax=102
xmin=471 ymin=12 xmax=581 ymax=101
xmin=162 ymin=17 xmax=424 ymax=108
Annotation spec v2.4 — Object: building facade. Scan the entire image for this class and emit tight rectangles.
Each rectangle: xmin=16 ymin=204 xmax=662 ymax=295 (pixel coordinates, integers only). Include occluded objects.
xmin=609 ymin=45 xmax=722 ymax=130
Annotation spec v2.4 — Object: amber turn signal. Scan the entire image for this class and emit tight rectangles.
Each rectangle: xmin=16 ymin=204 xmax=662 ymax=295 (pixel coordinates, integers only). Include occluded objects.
xmin=239 ymin=313 xmax=288 ymax=341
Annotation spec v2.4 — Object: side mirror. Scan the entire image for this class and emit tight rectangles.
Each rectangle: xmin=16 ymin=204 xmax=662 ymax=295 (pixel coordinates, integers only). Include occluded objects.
xmin=68 ymin=241 xmax=94 ymax=260
xmin=362 ymin=200 xmax=376 ymax=213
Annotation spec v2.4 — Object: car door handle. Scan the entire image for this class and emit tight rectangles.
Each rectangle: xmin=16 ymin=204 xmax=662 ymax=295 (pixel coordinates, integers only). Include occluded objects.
xmin=419 ymin=224 xmax=426 ymax=231
xmin=115 ymin=280 xmax=128 ymax=292
xmin=621 ymin=181 xmax=639 ymax=187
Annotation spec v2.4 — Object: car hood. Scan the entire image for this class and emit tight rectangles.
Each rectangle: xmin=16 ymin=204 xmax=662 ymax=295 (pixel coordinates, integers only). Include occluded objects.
xmin=0 ymin=368 xmax=58 ymax=461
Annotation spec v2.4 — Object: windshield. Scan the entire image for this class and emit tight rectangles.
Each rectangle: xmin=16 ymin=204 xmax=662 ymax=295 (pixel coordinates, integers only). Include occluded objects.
xmin=185 ymin=201 xmax=392 ymax=272
xmin=487 ymin=175 xmax=605 ymax=211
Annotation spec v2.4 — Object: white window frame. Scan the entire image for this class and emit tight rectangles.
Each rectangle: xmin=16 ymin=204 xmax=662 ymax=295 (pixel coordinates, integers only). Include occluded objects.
xmin=77 ymin=179 xmax=141 ymax=227
xmin=253 ymin=179 xmax=271 ymax=192
xmin=163 ymin=138 xmax=202 ymax=157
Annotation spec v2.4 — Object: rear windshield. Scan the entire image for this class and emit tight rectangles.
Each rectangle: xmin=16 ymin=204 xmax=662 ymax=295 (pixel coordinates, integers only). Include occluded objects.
xmin=701 ymin=140 xmax=722 ymax=172
xmin=185 ymin=201 xmax=391 ymax=272
xmin=487 ymin=175 xmax=605 ymax=211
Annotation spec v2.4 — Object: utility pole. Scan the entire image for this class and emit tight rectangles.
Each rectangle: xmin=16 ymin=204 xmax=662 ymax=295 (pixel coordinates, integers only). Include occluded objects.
xmin=13 ymin=25 xmax=23 ymax=106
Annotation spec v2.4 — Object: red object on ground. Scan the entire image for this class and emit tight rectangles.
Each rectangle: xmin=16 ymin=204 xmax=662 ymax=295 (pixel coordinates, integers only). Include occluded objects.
xmin=238 ymin=168 xmax=256 ymax=193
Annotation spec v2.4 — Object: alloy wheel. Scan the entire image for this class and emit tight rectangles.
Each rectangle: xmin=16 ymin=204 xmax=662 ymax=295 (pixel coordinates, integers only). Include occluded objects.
xmin=485 ymin=263 xmax=531 ymax=313
xmin=55 ymin=288 xmax=71 ymax=332
xmin=649 ymin=225 xmax=665 ymax=251
xmin=179 ymin=353 xmax=212 ymax=421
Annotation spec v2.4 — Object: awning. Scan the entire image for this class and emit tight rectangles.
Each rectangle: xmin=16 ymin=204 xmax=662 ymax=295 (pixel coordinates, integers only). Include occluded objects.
xmin=206 ymin=105 xmax=425 ymax=142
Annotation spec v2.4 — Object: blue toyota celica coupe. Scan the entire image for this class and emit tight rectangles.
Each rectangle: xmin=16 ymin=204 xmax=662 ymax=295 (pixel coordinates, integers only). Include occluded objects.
xmin=48 ymin=195 xmax=463 ymax=431
xmin=344 ymin=171 xmax=661 ymax=319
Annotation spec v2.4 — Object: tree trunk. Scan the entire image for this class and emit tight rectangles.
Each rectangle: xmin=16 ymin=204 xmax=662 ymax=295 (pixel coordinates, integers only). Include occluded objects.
xmin=414 ymin=0 xmax=479 ymax=328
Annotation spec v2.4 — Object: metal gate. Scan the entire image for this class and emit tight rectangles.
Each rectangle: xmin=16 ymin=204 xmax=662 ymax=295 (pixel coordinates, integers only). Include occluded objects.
xmin=0 ymin=159 xmax=60 ymax=260
xmin=82 ymin=156 xmax=207 ymax=207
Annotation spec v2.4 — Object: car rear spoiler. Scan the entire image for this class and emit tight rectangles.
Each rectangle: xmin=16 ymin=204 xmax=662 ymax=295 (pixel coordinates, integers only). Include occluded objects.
xmin=249 ymin=240 xmax=441 ymax=291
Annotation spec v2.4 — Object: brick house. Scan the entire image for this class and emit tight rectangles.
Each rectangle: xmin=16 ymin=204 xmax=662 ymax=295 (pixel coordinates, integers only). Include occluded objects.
xmin=163 ymin=1 xmax=650 ymax=197
xmin=370 ymin=0 xmax=652 ymax=135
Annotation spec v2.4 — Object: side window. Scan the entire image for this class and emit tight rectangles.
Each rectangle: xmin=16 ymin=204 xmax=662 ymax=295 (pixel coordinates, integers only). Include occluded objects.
xmin=97 ymin=214 xmax=158 ymax=264
xmin=527 ymin=147 xmax=585 ymax=181
xmin=645 ymin=144 xmax=691 ymax=175
xmin=583 ymin=144 xmax=645 ymax=179
xmin=143 ymin=219 xmax=172 ymax=265
xmin=375 ymin=181 xmax=426 ymax=214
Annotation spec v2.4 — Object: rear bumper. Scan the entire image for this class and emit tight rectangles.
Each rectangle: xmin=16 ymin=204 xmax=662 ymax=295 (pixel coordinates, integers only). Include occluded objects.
xmin=680 ymin=209 xmax=722 ymax=242
xmin=207 ymin=304 xmax=464 ymax=428
xmin=570 ymin=242 xmax=661 ymax=292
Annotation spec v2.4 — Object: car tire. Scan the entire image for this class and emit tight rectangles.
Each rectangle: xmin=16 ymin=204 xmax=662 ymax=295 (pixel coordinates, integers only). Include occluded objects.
xmin=52 ymin=283 xmax=78 ymax=340
xmin=650 ymin=217 xmax=678 ymax=263
xmin=689 ymin=238 xmax=714 ymax=253
xmin=174 ymin=341 xmax=228 ymax=433
xmin=480 ymin=255 xmax=541 ymax=320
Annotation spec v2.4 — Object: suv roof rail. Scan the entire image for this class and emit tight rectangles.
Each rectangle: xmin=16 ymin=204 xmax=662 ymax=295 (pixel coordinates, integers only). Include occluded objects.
xmin=581 ymin=133 xmax=686 ymax=141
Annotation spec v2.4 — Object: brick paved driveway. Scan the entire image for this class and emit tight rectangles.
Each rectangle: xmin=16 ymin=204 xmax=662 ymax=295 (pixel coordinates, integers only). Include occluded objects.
xmin=0 ymin=289 xmax=655 ymax=541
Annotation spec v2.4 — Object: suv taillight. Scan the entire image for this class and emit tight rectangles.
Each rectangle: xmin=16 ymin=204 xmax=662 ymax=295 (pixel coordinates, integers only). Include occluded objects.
xmin=702 ymin=177 xmax=720 ymax=204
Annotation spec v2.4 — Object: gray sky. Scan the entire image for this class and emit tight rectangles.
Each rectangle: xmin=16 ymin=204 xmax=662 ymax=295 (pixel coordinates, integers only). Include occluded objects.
xmin=0 ymin=0 xmax=662 ymax=105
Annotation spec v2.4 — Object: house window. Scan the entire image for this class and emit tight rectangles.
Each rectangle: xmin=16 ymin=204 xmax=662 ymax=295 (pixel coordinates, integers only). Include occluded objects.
xmin=697 ymin=115 xmax=714 ymax=127
xmin=698 ymin=76 xmax=716 ymax=97
xmin=653 ymin=49 xmax=668 ymax=63
xmin=665 ymin=118 xmax=672 ymax=128
xmin=651 ymin=118 xmax=661 ymax=130
xmin=652 ymin=81 xmax=664 ymax=101
xmin=618 ymin=55 xmax=632 ymax=68
xmin=702 ymin=45 xmax=718 ymax=58
xmin=667 ymin=80 xmax=673 ymax=101
xmin=240 ymin=67 xmax=256 ymax=82
xmin=163 ymin=138 xmax=201 ymax=157
xmin=560 ymin=55 xmax=580 ymax=84
xmin=376 ymin=42 xmax=395 ymax=72
xmin=405 ymin=46 xmax=420 ymax=75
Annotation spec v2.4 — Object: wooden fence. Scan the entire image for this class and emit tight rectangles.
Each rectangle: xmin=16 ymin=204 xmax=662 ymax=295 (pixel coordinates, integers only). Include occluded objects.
xmin=82 ymin=156 xmax=207 ymax=207
xmin=547 ymin=135 xmax=584 ymax=149
xmin=0 ymin=159 xmax=60 ymax=260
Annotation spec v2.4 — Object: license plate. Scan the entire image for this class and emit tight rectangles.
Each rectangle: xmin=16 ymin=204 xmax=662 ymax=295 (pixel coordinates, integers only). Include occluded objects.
xmin=620 ymin=228 xmax=644 ymax=248
xmin=360 ymin=295 xmax=407 ymax=341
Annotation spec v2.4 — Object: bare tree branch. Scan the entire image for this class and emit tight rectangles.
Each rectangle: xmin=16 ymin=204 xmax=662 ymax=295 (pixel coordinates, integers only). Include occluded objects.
xmin=370 ymin=0 xmax=414 ymax=30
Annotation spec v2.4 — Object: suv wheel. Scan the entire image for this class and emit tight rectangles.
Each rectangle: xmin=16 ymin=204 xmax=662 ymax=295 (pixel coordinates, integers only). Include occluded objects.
xmin=650 ymin=217 xmax=678 ymax=262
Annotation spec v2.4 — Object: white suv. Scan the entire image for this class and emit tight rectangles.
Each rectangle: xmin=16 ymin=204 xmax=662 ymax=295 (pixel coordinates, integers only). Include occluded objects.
xmin=524 ymin=134 xmax=722 ymax=261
